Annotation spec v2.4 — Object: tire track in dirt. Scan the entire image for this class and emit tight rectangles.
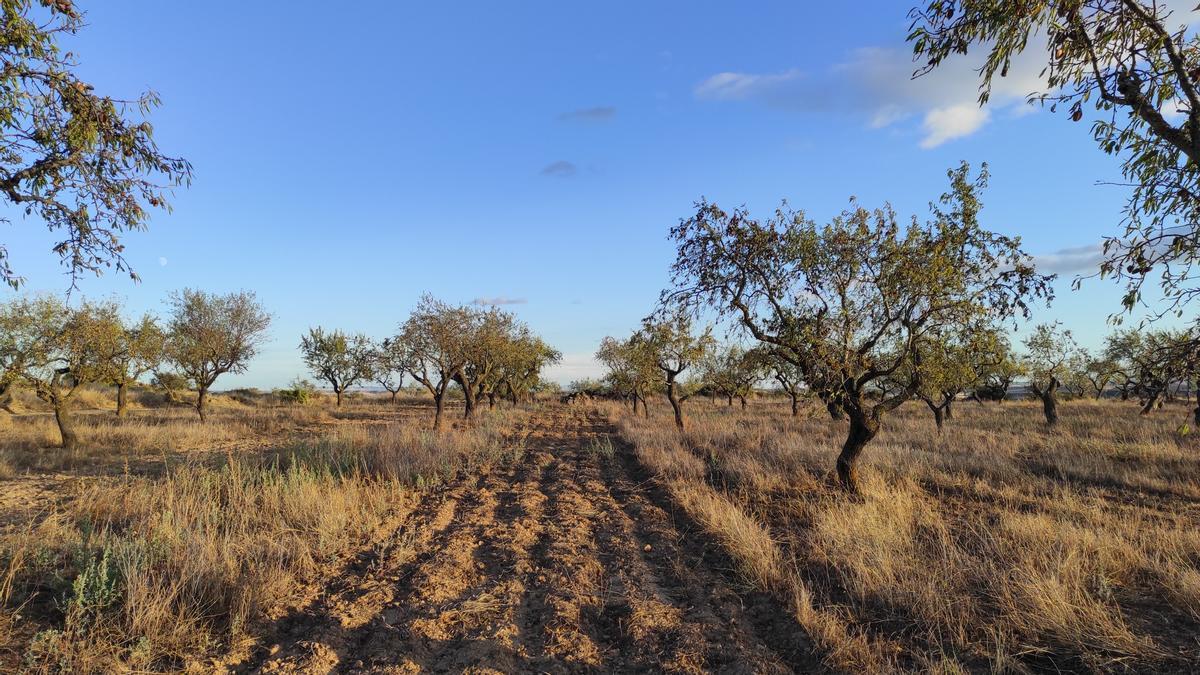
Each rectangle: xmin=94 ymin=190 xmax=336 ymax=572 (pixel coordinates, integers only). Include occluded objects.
xmin=244 ymin=405 xmax=819 ymax=674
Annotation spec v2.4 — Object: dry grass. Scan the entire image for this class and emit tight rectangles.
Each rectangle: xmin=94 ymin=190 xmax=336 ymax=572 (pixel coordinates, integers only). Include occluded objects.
xmin=0 ymin=391 xmax=531 ymax=672
xmin=611 ymin=397 xmax=1200 ymax=673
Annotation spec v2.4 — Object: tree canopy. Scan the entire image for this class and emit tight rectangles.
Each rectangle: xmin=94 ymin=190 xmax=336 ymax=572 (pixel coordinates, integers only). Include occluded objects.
xmin=909 ymin=0 xmax=1200 ymax=316
xmin=664 ymin=162 xmax=1053 ymax=490
xmin=0 ymin=0 xmax=191 ymax=289
xmin=164 ymin=289 xmax=271 ymax=421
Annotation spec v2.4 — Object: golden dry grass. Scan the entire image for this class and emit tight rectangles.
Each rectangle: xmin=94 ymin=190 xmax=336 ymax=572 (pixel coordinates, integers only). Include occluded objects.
xmin=611 ymin=397 xmax=1200 ymax=673
xmin=0 ymin=393 xmax=530 ymax=672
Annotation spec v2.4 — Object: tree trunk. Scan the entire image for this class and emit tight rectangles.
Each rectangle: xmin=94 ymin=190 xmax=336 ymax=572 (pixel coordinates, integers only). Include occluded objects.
xmin=666 ymin=380 xmax=685 ymax=431
xmin=462 ymin=383 xmax=476 ymax=419
xmin=433 ymin=393 xmax=445 ymax=430
xmin=924 ymin=399 xmax=944 ymax=434
xmin=55 ymin=402 xmax=79 ymax=450
xmin=726 ymin=395 xmax=733 ymax=407
xmin=115 ymin=382 xmax=128 ymax=417
xmin=826 ymin=399 xmax=845 ymax=421
xmin=631 ymin=395 xmax=638 ymax=413
xmin=336 ymin=388 xmax=343 ymax=407
xmin=944 ymin=398 xmax=954 ymax=420
xmin=836 ymin=410 xmax=878 ymax=493
xmin=1194 ymin=377 xmax=1200 ymax=426
xmin=640 ymin=395 xmax=649 ymax=418
xmin=790 ymin=393 xmax=799 ymax=417
xmin=1040 ymin=379 xmax=1059 ymax=427
xmin=488 ymin=392 xmax=496 ymax=409
xmin=390 ymin=390 xmax=398 ymax=404
xmin=1140 ymin=389 xmax=1163 ymax=415
xmin=196 ymin=386 xmax=209 ymax=422
xmin=739 ymin=395 xmax=747 ymax=409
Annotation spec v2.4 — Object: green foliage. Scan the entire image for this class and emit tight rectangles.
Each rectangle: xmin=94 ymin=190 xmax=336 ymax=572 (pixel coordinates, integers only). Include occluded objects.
xmin=909 ymin=0 xmax=1200 ymax=315
xmin=0 ymin=0 xmax=191 ymax=289
xmin=0 ymin=295 xmax=123 ymax=407
xmin=165 ymin=289 xmax=271 ymax=418
xmin=67 ymin=546 xmax=121 ymax=623
xmin=700 ymin=344 xmax=766 ymax=401
xmin=299 ymin=327 xmax=373 ymax=403
xmin=666 ymin=162 xmax=1052 ymax=419
xmin=596 ymin=333 xmax=658 ymax=401
xmin=276 ymin=377 xmax=316 ymax=405
xmin=1023 ymin=323 xmax=1084 ymax=396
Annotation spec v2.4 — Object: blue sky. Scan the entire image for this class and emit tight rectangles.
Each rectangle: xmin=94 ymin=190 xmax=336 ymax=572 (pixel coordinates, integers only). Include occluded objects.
xmin=4 ymin=1 xmax=1190 ymax=388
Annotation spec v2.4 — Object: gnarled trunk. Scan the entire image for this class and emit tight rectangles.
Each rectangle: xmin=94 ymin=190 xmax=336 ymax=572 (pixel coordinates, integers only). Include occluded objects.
xmin=666 ymin=379 xmax=685 ymax=431
xmin=196 ymin=386 xmax=209 ymax=422
xmin=335 ymin=388 xmax=343 ymax=407
xmin=1140 ymin=389 xmax=1164 ymax=415
xmin=790 ymin=393 xmax=800 ymax=417
xmin=55 ymin=402 xmax=79 ymax=450
xmin=390 ymin=390 xmax=398 ymax=404
xmin=836 ymin=409 xmax=879 ymax=493
xmin=433 ymin=393 xmax=445 ymax=430
xmin=1037 ymin=378 xmax=1059 ymax=427
xmin=116 ymin=382 xmax=128 ymax=417
xmin=739 ymin=395 xmax=747 ymax=409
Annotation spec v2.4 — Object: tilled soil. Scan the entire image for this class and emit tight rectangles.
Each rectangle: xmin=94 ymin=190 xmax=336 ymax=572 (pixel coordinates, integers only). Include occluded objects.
xmin=243 ymin=406 xmax=817 ymax=674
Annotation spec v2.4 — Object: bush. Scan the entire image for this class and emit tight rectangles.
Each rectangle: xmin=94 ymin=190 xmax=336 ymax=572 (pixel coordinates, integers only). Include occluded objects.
xmin=276 ymin=378 xmax=316 ymax=405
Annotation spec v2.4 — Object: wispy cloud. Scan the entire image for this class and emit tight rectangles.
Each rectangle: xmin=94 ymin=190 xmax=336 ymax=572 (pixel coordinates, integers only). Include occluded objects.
xmin=558 ymin=106 xmax=616 ymax=122
xmin=693 ymin=69 xmax=804 ymax=103
xmin=472 ymin=296 xmax=528 ymax=306
xmin=1032 ymin=244 xmax=1105 ymax=275
xmin=694 ymin=42 xmax=1052 ymax=148
xmin=540 ymin=160 xmax=577 ymax=177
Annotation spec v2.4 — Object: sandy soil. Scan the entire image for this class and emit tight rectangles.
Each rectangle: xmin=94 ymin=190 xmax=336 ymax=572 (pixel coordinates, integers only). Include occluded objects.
xmin=237 ymin=406 xmax=819 ymax=674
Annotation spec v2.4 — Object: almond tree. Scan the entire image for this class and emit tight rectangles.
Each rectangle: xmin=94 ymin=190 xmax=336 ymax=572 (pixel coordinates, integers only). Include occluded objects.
xmin=101 ymin=312 xmax=165 ymax=417
xmin=1083 ymin=350 xmax=1121 ymax=399
xmin=398 ymin=295 xmax=472 ymax=430
xmin=759 ymin=348 xmax=807 ymax=417
xmin=1024 ymin=323 xmax=1083 ymax=427
xmin=909 ymin=1 xmax=1200 ymax=317
xmin=165 ymin=289 xmax=271 ymax=422
xmin=640 ymin=312 xmax=714 ymax=431
xmin=494 ymin=331 xmax=560 ymax=406
xmin=1 ymin=297 xmax=121 ymax=448
xmin=370 ymin=337 xmax=409 ymax=404
xmin=300 ymin=327 xmax=373 ymax=406
xmin=700 ymin=344 xmax=766 ymax=408
xmin=664 ymin=163 xmax=1052 ymax=491
xmin=597 ymin=333 xmax=658 ymax=416
xmin=454 ymin=307 xmax=515 ymax=418
xmin=1103 ymin=328 xmax=1195 ymax=414
xmin=901 ymin=323 xmax=1007 ymax=432
xmin=0 ymin=1 xmax=191 ymax=289
xmin=978 ymin=340 xmax=1025 ymax=402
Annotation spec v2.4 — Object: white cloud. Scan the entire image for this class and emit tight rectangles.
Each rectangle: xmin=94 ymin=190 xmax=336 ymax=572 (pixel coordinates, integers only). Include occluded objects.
xmin=920 ymin=104 xmax=991 ymax=148
xmin=158 ymin=257 xmax=168 ymax=266
xmin=694 ymin=40 xmax=1052 ymax=148
xmin=694 ymin=69 xmax=804 ymax=102
xmin=471 ymin=296 xmax=527 ymax=306
xmin=1031 ymin=244 xmax=1104 ymax=275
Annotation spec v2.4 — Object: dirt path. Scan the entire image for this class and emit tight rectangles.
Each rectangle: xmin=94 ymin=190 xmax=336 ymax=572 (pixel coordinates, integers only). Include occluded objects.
xmin=243 ymin=405 xmax=817 ymax=674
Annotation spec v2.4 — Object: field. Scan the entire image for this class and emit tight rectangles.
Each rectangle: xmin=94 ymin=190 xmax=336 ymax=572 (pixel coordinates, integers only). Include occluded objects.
xmin=1 ymin=389 xmax=1198 ymax=673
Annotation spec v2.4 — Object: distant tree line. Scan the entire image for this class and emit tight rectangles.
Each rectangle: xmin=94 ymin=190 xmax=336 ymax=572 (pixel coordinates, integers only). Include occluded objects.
xmin=0 ymin=289 xmax=270 ymax=446
xmin=301 ymin=294 xmax=560 ymax=429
